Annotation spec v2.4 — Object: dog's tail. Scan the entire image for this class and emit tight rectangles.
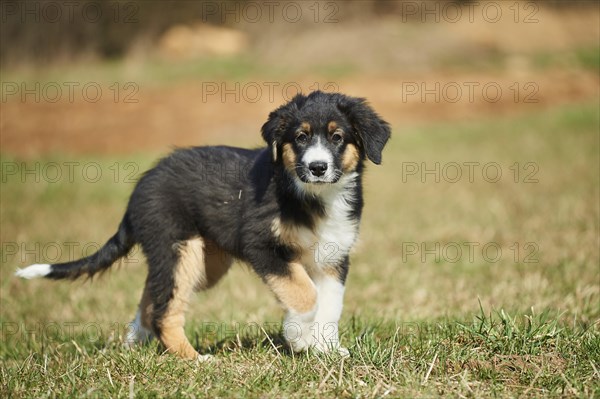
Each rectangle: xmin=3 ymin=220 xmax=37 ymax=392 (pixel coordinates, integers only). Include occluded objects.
xmin=15 ymin=214 xmax=135 ymax=281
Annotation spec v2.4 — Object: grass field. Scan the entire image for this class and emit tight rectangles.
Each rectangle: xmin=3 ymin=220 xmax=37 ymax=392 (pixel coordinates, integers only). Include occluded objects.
xmin=1 ymin=100 xmax=599 ymax=398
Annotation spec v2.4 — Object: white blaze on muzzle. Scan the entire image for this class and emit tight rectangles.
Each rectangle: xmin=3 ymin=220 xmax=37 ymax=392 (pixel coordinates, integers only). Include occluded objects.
xmin=301 ymin=137 xmax=333 ymax=170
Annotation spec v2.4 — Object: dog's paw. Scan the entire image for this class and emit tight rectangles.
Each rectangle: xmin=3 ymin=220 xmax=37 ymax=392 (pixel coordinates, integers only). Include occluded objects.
xmin=312 ymin=342 xmax=350 ymax=357
xmin=286 ymin=331 xmax=314 ymax=353
xmin=124 ymin=312 xmax=154 ymax=347
xmin=197 ymin=354 xmax=214 ymax=363
xmin=283 ymin=312 xmax=317 ymax=353
xmin=336 ymin=346 xmax=350 ymax=358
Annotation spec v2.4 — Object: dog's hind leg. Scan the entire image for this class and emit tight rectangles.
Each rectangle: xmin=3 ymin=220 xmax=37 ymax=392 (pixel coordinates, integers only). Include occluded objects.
xmin=128 ymin=237 xmax=232 ymax=359
xmin=125 ymin=284 xmax=155 ymax=346
xmin=144 ymin=237 xmax=208 ymax=360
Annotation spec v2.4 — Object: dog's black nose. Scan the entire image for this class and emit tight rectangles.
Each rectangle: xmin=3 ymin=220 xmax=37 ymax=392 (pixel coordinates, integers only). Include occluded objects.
xmin=309 ymin=162 xmax=328 ymax=177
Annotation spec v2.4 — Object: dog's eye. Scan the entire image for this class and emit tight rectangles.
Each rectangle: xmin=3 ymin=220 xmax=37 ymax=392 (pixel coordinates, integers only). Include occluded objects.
xmin=331 ymin=132 xmax=343 ymax=144
xmin=296 ymin=132 xmax=309 ymax=144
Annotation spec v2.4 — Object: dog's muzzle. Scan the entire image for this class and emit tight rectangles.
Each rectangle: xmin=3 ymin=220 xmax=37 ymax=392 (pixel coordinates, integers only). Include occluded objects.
xmin=297 ymin=162 xmax=339 ymax=184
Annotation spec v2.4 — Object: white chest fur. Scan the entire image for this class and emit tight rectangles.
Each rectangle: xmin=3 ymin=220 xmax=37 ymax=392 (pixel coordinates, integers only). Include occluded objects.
xmin=275 ymin=173 xmax=360 ymax=273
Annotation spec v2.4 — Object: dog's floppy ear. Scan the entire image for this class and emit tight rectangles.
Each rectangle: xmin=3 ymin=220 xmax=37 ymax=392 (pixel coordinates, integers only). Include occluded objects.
xmin=336 ymin=95 xmax=391 ymax=165
xmin=261 ymin=94 xmax=307 ymax=162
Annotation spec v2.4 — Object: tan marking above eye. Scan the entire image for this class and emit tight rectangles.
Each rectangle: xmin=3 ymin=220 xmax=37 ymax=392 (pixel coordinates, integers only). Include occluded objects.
xmin=328 ymin=121 xmax=338 ymax=133
xmin=300 ymin=122 xmax=311 ymax=133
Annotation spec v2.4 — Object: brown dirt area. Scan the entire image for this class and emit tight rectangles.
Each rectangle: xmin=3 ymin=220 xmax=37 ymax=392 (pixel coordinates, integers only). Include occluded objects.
xmin=1 ymin=68 xmax=598 ymax=157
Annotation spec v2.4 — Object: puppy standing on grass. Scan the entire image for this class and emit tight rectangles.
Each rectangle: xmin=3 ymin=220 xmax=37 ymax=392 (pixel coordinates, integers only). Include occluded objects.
xmin=16 ymin=91 xmax=391 ymax=360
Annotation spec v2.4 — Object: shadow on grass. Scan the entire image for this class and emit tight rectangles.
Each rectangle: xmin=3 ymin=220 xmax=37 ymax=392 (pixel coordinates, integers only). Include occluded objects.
xmin=194 ymin=329 xmax=295 ymax=356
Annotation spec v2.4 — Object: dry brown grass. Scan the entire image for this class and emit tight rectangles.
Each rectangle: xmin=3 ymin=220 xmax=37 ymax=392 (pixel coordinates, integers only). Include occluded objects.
xmin=1 ymin=100 xmax=598 ymax=397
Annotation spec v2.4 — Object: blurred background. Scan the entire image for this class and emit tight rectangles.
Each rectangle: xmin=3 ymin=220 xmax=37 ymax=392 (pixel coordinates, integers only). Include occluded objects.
xmin=1 ymin=0 xmax=599 ymax=356
xmin=1 ymin=0 xmax=598 ymax=155
xmin=1 ymin=4 xmax=599 ymax=396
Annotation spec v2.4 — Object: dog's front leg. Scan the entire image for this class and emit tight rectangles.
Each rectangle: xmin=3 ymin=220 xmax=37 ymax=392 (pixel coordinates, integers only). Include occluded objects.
xmin=312 ymin=272 xmax=348 ymax=356
xmin=265 ymin=262 xmax=318 ymax=352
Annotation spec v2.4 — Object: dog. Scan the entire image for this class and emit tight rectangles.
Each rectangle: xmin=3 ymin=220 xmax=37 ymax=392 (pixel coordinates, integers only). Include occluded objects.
xmin=16 ymin=91 xmax=391 ymax=360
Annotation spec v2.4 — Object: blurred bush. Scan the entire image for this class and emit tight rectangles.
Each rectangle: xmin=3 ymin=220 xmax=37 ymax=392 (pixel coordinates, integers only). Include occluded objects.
xmin=0 ymin=0 xmax=240 ymax=67
xmin=0 ymin=0 xmax=594 ymax=68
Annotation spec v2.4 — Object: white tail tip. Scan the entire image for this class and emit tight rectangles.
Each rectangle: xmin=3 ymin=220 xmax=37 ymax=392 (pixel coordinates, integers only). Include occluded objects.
xmin=15 ymin=264 xmax=51 ymax=279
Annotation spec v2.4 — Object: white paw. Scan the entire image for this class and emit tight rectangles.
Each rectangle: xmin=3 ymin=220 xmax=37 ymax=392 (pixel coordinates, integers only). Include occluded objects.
xmin=313 ymin=340 xmax=349 ymax=357
xmin=124 ymin=312 xmax=154 ymax=347
xmin=283 ymin=309 xmax=317 ymax=353
xmin=284 ymin=322 xmax=315 ymax=352
xmin=289 ymin=336 xmax=314 ymax=352
xmin=197 ymin=354 xmax=214 ymax=362
xmin=337 ymin=346 xmax=350 ymax=358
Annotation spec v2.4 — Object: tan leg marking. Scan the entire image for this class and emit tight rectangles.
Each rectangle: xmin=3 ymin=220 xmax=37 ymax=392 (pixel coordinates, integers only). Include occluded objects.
xmin=342 ymin=143 xmax=360 ymax=172
xmin=266 ymin=262 xmax=317 ymax=313
xmin=159 ymin=237 xmax=205 ymax=360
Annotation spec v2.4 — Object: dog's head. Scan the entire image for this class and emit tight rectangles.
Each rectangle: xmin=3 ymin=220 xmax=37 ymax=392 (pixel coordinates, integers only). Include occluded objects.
xmin=261 ymin=91 xmax=391 ymax=185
